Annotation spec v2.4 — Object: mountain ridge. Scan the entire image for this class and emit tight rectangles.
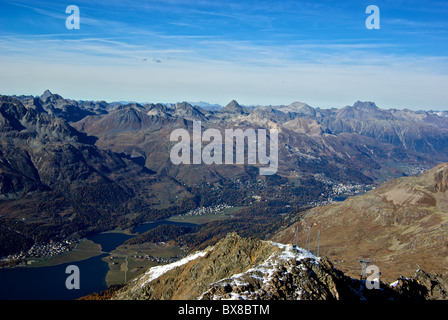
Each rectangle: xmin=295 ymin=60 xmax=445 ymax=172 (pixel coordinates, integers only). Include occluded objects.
xmin=108 ymin=232 xmax=448 ymax=300
xmin=0 ymin=94 xmax=193 ymax=257
xmin=272 ymin=162 xmax=448 ymax=283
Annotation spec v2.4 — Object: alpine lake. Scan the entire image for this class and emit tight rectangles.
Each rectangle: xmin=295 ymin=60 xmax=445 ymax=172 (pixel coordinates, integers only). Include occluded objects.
xmin=0 ymin=213 xmax=233 ymax=300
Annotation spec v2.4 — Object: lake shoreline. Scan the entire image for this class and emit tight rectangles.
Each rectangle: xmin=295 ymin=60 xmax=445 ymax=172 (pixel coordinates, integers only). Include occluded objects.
xmin=0 ymin=217 xmax=221 ymax=299
xmin=1 ymin=212 xmax=232 ymax=270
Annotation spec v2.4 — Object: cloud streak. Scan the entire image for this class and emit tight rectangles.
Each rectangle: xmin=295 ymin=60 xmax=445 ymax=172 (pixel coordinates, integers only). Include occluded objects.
xmin=0 ymin=0 xmax=447 ymax=110
xmin=1 ymin=33 xmax=447 ymax=110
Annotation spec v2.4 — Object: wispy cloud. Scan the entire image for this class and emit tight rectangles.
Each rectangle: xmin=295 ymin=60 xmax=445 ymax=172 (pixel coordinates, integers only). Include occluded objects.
xmin=1 ymin=0 xmax=447 ymax=110
xmin=4 ymin=0 xmax=64 ymax=19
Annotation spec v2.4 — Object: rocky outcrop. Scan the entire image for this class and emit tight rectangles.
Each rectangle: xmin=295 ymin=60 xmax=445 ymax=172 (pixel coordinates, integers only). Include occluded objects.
xmin=198 ymin=249 xmax=364 ymax=300
xmin=111 ymin=233 xmax=448 ymax=300
xmin=432 ymin=164 xmax=448 ymax=192
xmin=391 ymin=269 xmax=448 ymax=300
xmin=112 ymin=233 xmax=279 ymax=300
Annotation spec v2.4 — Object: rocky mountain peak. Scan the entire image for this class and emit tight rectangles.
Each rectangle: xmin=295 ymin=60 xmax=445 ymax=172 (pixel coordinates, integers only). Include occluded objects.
xmin=39 ymin=90 xmax=65 ymax=106
xmin=223 ymin=100 xmax=245 ymax=114
xmin=174 ymin=101 xmax=194 ymax=110
xmin=174 ymin=101 xmax=206 ymax=120
xmin=352 ymin=101 xmax=378 ymax=110
xmin=175 ymin=102 xmax=200 ymax=114
xmin=288 ymin=101 xmax=313 ymax=112
xmin=226 ymin=99 xmax=240 ymax=108
xmin=275 ymin=101 xmax=318 ymax=117
xmin=0 ymin=95 xmax=28 ymax=132
xmin=336 ymin=100 xmax=392 ymax=121
xmin=40 ymin=90 xmax=53 ymax=100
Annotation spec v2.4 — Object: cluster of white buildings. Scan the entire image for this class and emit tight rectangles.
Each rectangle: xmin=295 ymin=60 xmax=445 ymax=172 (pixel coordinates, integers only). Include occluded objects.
xmin=183 ymin=203 xmax=233 ymax=216
xmin=1 ymin=238 xmax=78 ymax=263
xmin=132 ymin=253 xmax=185 ymax=264
xmin=331 ymin=182 xmax=373 ymax=196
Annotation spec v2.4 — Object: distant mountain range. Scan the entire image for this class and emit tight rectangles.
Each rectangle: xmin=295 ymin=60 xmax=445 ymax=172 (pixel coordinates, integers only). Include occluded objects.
xmin=69 ymin=93 xmax=448 ymax=186
xmin=1 ymin=90 xmax=448 ymax=267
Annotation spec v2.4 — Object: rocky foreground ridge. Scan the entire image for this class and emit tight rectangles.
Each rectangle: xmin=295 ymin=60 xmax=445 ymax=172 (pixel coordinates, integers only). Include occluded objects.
xmin=110 ymin=233 xmax=448 ymax=300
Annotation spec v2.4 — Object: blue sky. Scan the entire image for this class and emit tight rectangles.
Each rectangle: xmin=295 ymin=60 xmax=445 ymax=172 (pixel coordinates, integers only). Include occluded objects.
xmin=1 ymin=0 xmax=448 ymax=110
